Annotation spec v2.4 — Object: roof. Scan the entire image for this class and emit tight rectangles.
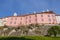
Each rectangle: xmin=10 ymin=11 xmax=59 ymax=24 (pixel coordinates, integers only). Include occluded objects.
xmin=0 ymin=11 xmax=55 ymax=18
xmin=18 ymin=11 xmax=55 ymax=16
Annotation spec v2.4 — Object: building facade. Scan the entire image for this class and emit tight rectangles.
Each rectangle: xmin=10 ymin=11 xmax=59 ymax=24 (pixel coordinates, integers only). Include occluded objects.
xmin=0 ymin=18 xmax=8 ymax=26
xmin=5 ymin=11 xmax=57 ymax=27
xmin=56 ymin=16 xmax=60 ymax=24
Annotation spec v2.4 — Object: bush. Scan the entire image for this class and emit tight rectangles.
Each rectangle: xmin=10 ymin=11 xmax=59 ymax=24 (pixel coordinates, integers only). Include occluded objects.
xmin=47 ymin=26 xmax=60 ymax=37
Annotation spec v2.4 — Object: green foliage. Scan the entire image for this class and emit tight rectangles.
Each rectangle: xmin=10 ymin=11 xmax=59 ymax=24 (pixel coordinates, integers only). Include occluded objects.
xmin=47 ymin=26 xmax=60 ymax=37
xmin=0 ymin=36 xmax=60 ymax=40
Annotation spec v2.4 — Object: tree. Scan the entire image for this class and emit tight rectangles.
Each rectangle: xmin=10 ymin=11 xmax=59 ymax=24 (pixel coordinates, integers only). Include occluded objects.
xmin=47 ymin=26 xmax=59 ymax=37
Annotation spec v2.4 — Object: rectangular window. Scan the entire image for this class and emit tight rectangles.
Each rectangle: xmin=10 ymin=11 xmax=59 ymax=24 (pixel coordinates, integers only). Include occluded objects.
xmin=10 ymin=22 xmax=12 ymax=24
xmin=35 ymin=14 xmax=37 ymax=17
xmin=20 ymin=17 xmax=22 ymax=20
xmin=26 ymin=16 xmax=27 ymax=19
xmin=29 ymin=20 xmax=31 ymax=23
xmin=26 ymin=21 xmax=27 ymax=23
xmin=20 ymin=22 xmax=21 ymax=24
xmin=14 ymin=22 xmax=16 ymax=24
xmin=41 ymin=19 xmax=44 ymax=21
xmin=29 ymin=16 xmax=31 ymax=19
xmin=41 ymin=15 xmax=43 ymax=17
xmin=48 ymin=15 xmax=50 ymax=17
xmin=15 ymin=18 xmax=17 ymax=20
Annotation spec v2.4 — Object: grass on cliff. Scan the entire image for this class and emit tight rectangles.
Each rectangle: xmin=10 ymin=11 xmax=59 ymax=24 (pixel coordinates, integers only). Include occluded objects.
xmin=0 ymin=36 xmax=60 ymax=40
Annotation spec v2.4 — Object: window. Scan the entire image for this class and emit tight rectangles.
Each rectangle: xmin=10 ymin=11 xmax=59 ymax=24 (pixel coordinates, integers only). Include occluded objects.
xmin=26 ymin=16 xmax=27 ymax=19
xmin=35 ymin=19 xmax=37 ymax=23
xmin=29 ymin=16 xmax=31 ymax=19
xmin=10 ymin=22 xmax=12 ymax=24
xmin=29 ymin=20 xmax=31 ymax=23
xmin=49 ymin=19 xmax=51 ymax=21
xmin=20 ymin=17 xmax=22 ymax=20
xmin=14 ymin=22 xmax=16 ymax=24
xmin=41 ymin=19 xmax=44 ymax=21
xmin=48 ymin=15 xmax=50 ymax=17
xmin=35 ymin=14 xmax=37 ymax=17
xmin=20 ymin=22 xmax=21 ymax=24
xmin=41 ymin=15 xmax=43 ymax=17
xmin=26 ymin=21 xmax=27 ymax=23
xmin=35 ymin=14 xmax=37 ymax=22
xmin=15 ymin=18 xmax=17 ymax=20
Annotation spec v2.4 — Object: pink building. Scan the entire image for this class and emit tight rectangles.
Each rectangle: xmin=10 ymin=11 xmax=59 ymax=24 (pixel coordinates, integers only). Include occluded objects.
xmin=5 ymin=11 xmax=57 ymax=27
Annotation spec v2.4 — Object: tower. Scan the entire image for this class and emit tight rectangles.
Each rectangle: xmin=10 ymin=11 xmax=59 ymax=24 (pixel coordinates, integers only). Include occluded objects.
xmin=13 ymin=12 xmax=17 ymax=16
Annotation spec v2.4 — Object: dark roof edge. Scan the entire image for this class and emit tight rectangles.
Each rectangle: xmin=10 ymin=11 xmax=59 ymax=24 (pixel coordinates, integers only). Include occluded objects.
xmin=0 ymin=11 xmax=55 ymax=19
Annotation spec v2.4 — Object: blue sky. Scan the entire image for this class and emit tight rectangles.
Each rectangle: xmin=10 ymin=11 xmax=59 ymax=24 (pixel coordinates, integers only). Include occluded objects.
xmin=0 ymin=0 xmax=60 ymax=18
